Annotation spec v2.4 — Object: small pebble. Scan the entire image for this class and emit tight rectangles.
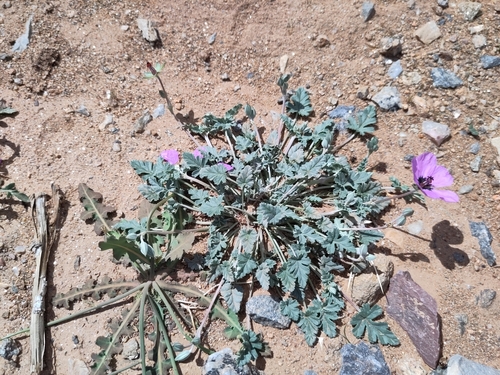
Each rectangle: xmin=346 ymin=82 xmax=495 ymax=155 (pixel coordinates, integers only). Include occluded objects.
xmin=13 ymin=78 xmax=23 ymax=85
xmin=470 ymin=156 xmax=481 ymax=172
xmin=208 ymin=32 xmax=217 ymax=45
xmin=469 ymin=142 xmax=480 ymax=154
xmin=458 ymin=185 xmax=474 ymax=194
xmin=112 ymin=141 xmax=121 ymax=152
xmin=120 ymin=25 xmax=129 ymax=31
xmin=3 ymin=1 xmax=12 ymax=9
xmin=221 ymin=73 xmax=230 ymax=81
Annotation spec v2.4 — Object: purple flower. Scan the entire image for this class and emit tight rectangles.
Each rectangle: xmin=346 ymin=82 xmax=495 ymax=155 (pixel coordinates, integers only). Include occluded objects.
xmin=219 ymin=163 xmax=234 ymax=171
xmin=192 ymin=149 xmax=202 ymax=158
xmin=160 ymin=149 xmax=179 ymax=165
xmin=412 ymin=152 xmax=459 ymax=203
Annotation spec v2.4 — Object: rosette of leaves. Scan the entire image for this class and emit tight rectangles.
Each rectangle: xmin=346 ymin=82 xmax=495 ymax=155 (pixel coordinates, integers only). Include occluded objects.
xmin=129 ymin=74 xmax=396 ymax=352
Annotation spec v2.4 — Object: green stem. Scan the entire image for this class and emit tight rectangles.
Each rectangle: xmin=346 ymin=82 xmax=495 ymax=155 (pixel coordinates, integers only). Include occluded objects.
xmin=373 ymin=189 xmax=419 ymax=204
xmin=139 ymin=283 xmax=150 ymax=375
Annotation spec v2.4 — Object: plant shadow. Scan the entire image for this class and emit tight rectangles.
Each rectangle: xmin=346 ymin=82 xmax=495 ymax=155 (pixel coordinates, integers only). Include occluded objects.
xmin=375 ymin=245 xmax=431 ymax=263
xmin=429 ymin=219 xmax=468 ymax=269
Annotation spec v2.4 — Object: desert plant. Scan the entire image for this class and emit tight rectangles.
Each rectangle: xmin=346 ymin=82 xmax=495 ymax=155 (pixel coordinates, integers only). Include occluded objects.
xmin=135 ymin=67 xmax=409 ymax=353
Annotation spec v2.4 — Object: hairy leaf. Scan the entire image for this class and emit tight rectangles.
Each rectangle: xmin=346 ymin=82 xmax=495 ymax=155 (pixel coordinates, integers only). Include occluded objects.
xmin=280 ymin=298 xmax=301 ymax=321
xmin=221 ymin=282 xmax=244 ymax=312
xmin=199 ymin=195 xmax=225 ymax=216
xmin=165 ymin=232 xmax=196 ymax=262
xmin=347 ymin=105 xmax=377 ymax=136
xmin=0 ymin=182 xmax=30 ymax=202
xmin=351 ymin=304 xmax=399 ymax=346
xmin=286 ymin=87 xmax=312 ymax=117
xmin=78 ymin=183 xmax=116 ymax=235
xmin=199 ymin=164 xmax=228 ymax=185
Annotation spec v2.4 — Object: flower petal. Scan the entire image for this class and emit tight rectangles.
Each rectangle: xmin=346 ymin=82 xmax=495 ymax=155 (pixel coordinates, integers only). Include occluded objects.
xmin=160 ymin=149 xmax=180 ymax=164
xmin=424 ymin=188 xmax=459 ymax=203
xmin=429 ymin=165 xmax=454 ymax=187
xmin=412 ymin=152 xmax=437 ymax=184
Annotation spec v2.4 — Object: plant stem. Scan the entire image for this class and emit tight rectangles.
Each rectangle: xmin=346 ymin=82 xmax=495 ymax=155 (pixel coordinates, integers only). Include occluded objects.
xmin=373 ymin=189 xmax=418 ymax=204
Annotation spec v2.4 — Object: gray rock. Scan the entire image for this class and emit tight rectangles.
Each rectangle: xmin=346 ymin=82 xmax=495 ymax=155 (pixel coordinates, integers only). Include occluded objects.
xmin=208 ymin=32 xmax=217 ymax=45
xmin=458 ymin=185 xmax=473 ymax=195
xmin=202 ymin=348 xmax=260 ymax=375
xmin=480 ymin=55 xmax=500 ymax=69
xmin=246 ymin=295 xmax=291 ymax=329
xmin=304 ymin=371 xmax=318 ymax=375
xmin=455 ymin=313 xmax=468 ymax=335
xmin=152 ymin=104 xmax=165 ymax=119
xmin=492 ymin=137 xmax=500 ymax=155
xmin=475 ymin=289 xmax=496 ymax=308
xmin=133 ymin=110 xmax=152 ymax=133
xmin=13 ymin=78 xmax=23 ymax=85
xmin=372 ymin=86 xmax=401 ymax=111
xmin=76 ymin=105 xmax=90 ymax=117
xmin=472 ymin=34 xmax=487 ymax=49
xmin=437 ymin=0 xmax=448 ymax=8
xmin=12 ymin=15 xmax=33 ymax=53
xmin=415 ymin=21 xmax=441 ymax=44
xmin=386 ymin=271 xmax=441 ymax=368
xmin=407 ymin=220 xmax=423 ymax=235
xmin=422 ymin=120 xmax=450 ymax=146
xmin=112 ymin=141 xmax=122 ymax=152
xmin=380 ymin=36 xmax=403 ymax=58
xmin=137 ymin=19 xmax=159 ymax=42
xmin=221 ymin=73 xmax=230 ymax=81
xmin=431 ymin=68 xmax=463 ymax=89
xmin=14 ymin=245 xmax=26 ymax=254
xmin=361 ymin=2 xmax=376 ymax=22
xmin=339 ymin=342 xmax=390 ymax=375
xmin=68 ymin=358 xmax=90 ymax=375
xmin=469 ymin=142 xmax=480 ymax=154
xmin=387 ymin=60 xmax=403 ymax=79
xmin=470 ymin=155 xmax=481 ymax=172
xmin=122 ymin=339 xmax=139 ymax=360
xmin=351 ymin=255 xmax=394 ymax=305
xmin=328 ymin=105 xmax=356 ymax=120
xmin=468 ymin=221 xmax=496 ymax=266
xmin=457 ymin=2 xmax=482 ymax=21
xmin=0 ymin=53 xmax=12 ymax=61
xmin=446 ymin=354 xmax=500 ymax=375
xmin=0 ymin=338 xmax=21 ymax=360
xmin=99 ymin=114 xmax=114 ymax=131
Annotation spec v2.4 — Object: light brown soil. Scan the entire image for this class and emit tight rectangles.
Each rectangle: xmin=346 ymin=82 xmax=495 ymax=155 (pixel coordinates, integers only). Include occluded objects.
xmin=1 ymin=0 xmax=500 ymax=374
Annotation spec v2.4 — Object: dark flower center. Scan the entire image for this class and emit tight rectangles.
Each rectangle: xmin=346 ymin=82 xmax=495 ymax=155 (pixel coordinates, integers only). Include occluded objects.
xmin=418 ymin=176 xmax=434 ymax=190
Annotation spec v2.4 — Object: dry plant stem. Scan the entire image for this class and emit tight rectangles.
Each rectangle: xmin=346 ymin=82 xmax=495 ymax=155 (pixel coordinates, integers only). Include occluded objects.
xmin=30 ymin=193 xmax=48 ymax=374
xmin=30 ymin=185 xmax=60 ymax=374
xmin=192 ymin=280 xmax=224 ymax=352
xmin=340 ymin=289 xmax=360 ymax=312
xmin=332 ymin=133 xmax=356 ymax=153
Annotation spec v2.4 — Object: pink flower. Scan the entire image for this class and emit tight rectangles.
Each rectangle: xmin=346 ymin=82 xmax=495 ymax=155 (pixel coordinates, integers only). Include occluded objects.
xmin=160 ymin=149 xmax=179 ymax=164
xmin=219 ymin=163 xmax=234 ymax=171
xmin=412 ymin=152 xmax=459 ymax=203
xmin=192 ymin=149 xmax=202 ymax=158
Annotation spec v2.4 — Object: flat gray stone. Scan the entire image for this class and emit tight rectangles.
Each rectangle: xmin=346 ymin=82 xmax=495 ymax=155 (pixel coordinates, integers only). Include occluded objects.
xmin=469 ymin=221 xmax=496 ymax=266
xmin=472 ymin=34 xmax=487 ymax=49
xmin=133 ymin=110 xmax=152 ymax=133
xmin=481 ymin=55 xmax=500 ymax=69
xmin=431 ymin=68 xmax=463 ymax=89
xmin=339 ymin=342 xmax=390 ymax=375
xmin=415 ymin=21 xmax=441 ymax=44
xmin=387 ymin=60 xmax=403 ymax=79
xmin=386 ymin=271 xmax=441 ymax=369
xmin=246 ymin=295 xmax=291 ymax=329
xmin=372 ymin=86 xmax=401 ymax=111
xmin=470 ymin=155 xmax=481 ymax=172
xmin=446 ymin=354 xmax=500 ymax=375
xmin=137 ymin=18 xmax=159 ymax=42
xmin=361 ymin=2 xmax=376 ymax=22
xmin=0 ymin=338 xmax=21 ymax=360
xmin=12 ymin=15 xmax=33 ymax=53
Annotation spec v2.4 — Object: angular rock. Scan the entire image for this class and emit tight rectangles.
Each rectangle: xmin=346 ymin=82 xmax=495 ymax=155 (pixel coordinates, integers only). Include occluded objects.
xmin=361 ymin=2 xmax=376 ymax=22
xmin=122 ymin=339 xmax=139 ymax=360
xmin=422 ymin=120 xmax=450 ymax=146
xmin=339 ymin=342 xmax=390 ymax=375
xmin=133 ymin=110 xmax=152 ymax=133
xmin=387 ymin=60 xmax=403 ymax=79
xmin=137 ymin=18 xmax=159 ymax=42
xmin=372 ymin=86 xmax=401 ymax=111
xmin=472 ymin=34 xmax=487 ymax=49
xmin=402 ymin=71 xmax=422 ymax=86
xmin=12 ymin=15 xmax=33 ymax=53
xmin=99 ymin=114 xmax=114 ymax=131
xmin=431 ymin=68 xmax=463 ymax=89
xmin=380 ymin=36 xmax=403 ymax=58
xmin=415 ymin=21 xmax=441 ymax=44
xmin=475 ymin=289 xmax=496 ymax=308
xmin=328 ymin=105 xmax=355 ymax=120
xmin=481 ymin=55 xmax=500 ymax=69
xmin=469 ymin=221 xmax=497 ymax=267
xmin=0 ymin=338 xmax=21 ymax=360
xmin=208 ymin=32 xmax=217 ymax=45
xmin=279 ymin=54 xmax=289 ymax=74
xmin=469 ymin=142 xmax=480 ymax=154
xmin=314 ymin=34 xmax=330 ymax=48
xmin=469 ymin=25 xmax=484 ymax=34
xmin=203 ymin=348 xmax=260 ymax=375
xmin=458 ymin=185 xmax=474 ymax=195
xmin=246 ymin=295 xmax=291 ymax=329
xmin=397 ymin=357 xmax=427 ymax=375
xmin=437 ymin=0 xmax=449 ymax=8
xmin=492 ymin=137 xmax=500 ymax=156
xmin=446 ymin=354 xmax=500 ymax=375
xmin=68 ymin=358 xmax=90 ymax=375
xmin=458 ymin=2 xmax=482 ymax=21
xmin=386 ymin=271 xmax=441 ymax=369
xmin=152 ymin=104 xmax=165 ymax=119
xmin=470 ymin=155 xmax=481 ymax=172
xmin=351 ymin=255 xmax=394 ymax=305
